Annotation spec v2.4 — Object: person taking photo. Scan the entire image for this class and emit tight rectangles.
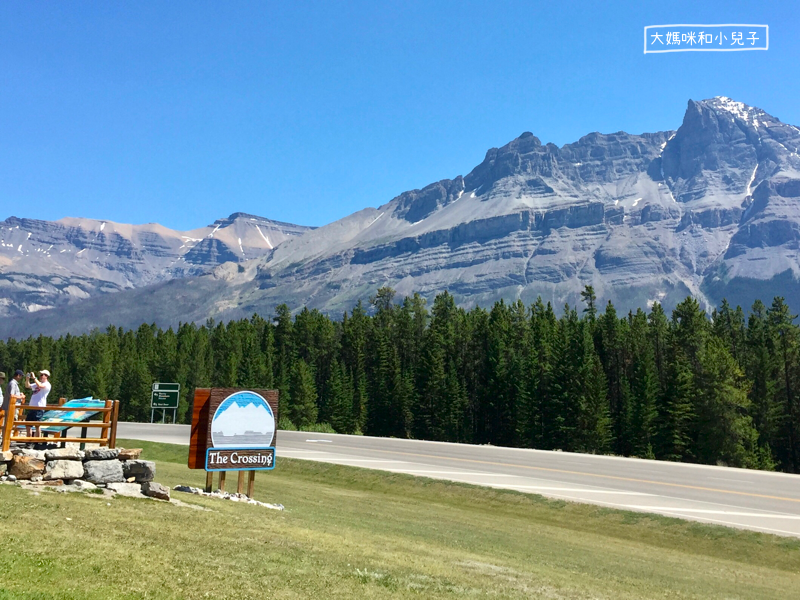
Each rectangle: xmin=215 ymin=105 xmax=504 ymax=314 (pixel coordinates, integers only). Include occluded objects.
xmin=25 ymin=370 xmax=51 ymax=441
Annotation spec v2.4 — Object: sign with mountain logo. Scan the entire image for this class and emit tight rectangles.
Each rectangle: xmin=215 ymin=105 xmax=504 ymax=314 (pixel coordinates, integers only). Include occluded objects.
xmin=188 ymin=388 xmax=278 ymax=472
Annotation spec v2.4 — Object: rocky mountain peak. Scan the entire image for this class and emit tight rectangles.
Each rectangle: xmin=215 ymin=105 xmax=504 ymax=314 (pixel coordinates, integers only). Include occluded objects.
xmin=659 ymin=97 xmax=800 ymax=206
xmin=6 ymin=96 xmax=800 ymax=339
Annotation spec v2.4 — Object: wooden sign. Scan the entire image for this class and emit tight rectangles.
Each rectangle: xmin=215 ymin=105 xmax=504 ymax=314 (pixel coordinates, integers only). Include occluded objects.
xmin=189 ymin=388 xmax=278 ymax=471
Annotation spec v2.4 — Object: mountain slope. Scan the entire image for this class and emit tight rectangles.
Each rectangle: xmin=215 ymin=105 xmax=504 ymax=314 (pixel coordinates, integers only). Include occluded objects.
xmin=0 ymin=212 xmax=313 ymax=318
xmin=4 ymin=96 xmax=800 ymax=338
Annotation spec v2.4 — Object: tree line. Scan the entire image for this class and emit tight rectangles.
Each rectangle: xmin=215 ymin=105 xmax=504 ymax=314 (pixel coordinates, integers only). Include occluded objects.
xmin=2 ymin=287 xmax=800 ymax=472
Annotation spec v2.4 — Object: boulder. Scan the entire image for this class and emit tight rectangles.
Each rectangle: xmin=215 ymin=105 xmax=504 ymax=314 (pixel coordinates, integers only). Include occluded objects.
xmin=45 ymin=448 xmax=83 ymax=461
xmin=118 ymin=448 xmax=143 ymax=461
xmin=44 ymin=459 xmax=84 ymax=481
xmin=1 ymin=451 xmax=13 ymax=461
xmin=83 ymin=459 xmax=124 ymax=484
xmin=107 ymin=482 xmax=143 ymax=497
xmin=9 ymin=455 xmax=45 ymax=480
xmin=83 ymin=448 xmax=120 ymax=461
xmin=122 ymin=460 xmax=156 ymax=483
xmin=142 ymin=481 xmax=170 ymax=501
xmin=71 ymin=480 xmax=97 ymax=492
xmin=14 ymin=449 xmax=45 ymax=460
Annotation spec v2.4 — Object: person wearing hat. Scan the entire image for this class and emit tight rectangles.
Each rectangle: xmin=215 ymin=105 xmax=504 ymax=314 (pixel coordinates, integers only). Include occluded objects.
xmin=5 ymin=370 xmax=26 ymax=439
xmin=6 ymin=370 xmax=24 ymax=409
xmin=25 ymin=370 xmax=51 ymax=439
xmin=0 ymin=372 xmax=5 ymax=426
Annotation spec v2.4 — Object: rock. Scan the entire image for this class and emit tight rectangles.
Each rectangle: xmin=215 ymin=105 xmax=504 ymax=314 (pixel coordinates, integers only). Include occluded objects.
xmin=118 ymin=448 xmax=143 ymax=461
xmin=72 ymin=480 xmax=97 ymax=491
xmin=126 ymin=477 xmax=136 ymax=483
xmin=82 ymin=448 xmax=120 ymax=461
xmin=107 ymin=482 xmax=143 ymax=497
xmin=30 ymin=475 xmax=43 ymax=482
xmin=44 ymin=459 xmax=84 ymax=481
xmin=142 ymin=481 xmax=170 ymax=501
xmin=26 ymin=479 xmax=63 ymax=487
xmin=1 ymin=451 xmax=13 ymax=461
xmin=83 ymin=459 xmax=124 ymax=484
xmin=0 ymin=463 xmax=7 ymax=475
xmin=45 ymin=448 xmax=83 ymax=461
xmin=9 ymin=456 xmax=45 ymax=480
xmin=7 ymin=474 xmax=16 ymax=482
xmin=122 ymin=460 xmax=155 ymax=483
xmin=14 ymin=448 xmax=45 ymax=460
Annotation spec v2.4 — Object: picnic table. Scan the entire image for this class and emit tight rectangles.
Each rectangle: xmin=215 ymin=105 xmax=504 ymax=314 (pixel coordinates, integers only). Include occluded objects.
xmin=41 ymin=398 xmax=107 ymax=448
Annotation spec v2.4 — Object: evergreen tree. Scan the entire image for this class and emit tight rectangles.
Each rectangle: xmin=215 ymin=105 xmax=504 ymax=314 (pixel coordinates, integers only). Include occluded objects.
xmin=289 ymin=359 xmax=318 ymax=428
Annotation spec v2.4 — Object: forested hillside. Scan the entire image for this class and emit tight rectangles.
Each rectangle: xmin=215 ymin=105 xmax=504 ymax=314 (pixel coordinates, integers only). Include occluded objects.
xmin=2 ymin=287 xmax=799 ymax=472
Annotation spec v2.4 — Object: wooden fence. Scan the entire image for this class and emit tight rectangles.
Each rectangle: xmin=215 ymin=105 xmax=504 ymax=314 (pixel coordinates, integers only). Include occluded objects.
xmin=1 ymin=399 xmax=119 ymax=452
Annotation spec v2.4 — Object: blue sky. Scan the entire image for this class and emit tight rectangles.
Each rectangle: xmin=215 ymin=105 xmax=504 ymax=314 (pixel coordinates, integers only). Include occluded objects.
xmin=1 ymin=1 xmax=797 ymax=230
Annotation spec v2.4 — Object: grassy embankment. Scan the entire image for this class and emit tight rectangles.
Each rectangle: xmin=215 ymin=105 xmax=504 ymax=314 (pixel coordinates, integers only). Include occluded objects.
xmin=0 ymin=439 xmax=798 ymax=599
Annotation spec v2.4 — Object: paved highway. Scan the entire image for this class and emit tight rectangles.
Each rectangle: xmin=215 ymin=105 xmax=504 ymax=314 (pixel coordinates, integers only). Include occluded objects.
xmin=117 ymin=422 xmax=800 ymax=537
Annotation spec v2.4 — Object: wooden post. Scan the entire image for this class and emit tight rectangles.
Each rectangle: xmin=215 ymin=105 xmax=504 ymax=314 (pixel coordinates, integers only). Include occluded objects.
xmin=100 ymin=400 xmax=112 ymax=446
xmin=1 ymin=406 xmax=15 ymax=452
xmin=58 ymin=397 xmax=66 ymax=406
xmin=237 ymin=470 xmax=245 ymax=494
xmin=247 ymin=470 xmax=255 ymax=498
xmin=205 ymin=471 xmax=213 ymax=493
xmin=109 ymin=400 xmax=120 ymax=448
xmin=218 ymin=471 xmax=226 ymax=492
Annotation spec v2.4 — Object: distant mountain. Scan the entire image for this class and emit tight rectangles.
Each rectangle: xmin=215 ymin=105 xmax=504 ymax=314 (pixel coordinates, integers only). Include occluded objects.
xmin=3 ymin=96 xmax=800 ymax=338
xmin=0 ymin=212 xmax=313 ymax=318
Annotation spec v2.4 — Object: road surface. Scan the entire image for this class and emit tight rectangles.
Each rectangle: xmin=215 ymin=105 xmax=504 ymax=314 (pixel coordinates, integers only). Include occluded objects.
xmin=117 ymin=422 xmax=800 ymax=537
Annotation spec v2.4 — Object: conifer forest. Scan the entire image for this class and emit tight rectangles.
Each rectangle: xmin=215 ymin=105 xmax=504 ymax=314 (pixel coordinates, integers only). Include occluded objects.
xmin=3 ymin=287 xmax=800 ymax=473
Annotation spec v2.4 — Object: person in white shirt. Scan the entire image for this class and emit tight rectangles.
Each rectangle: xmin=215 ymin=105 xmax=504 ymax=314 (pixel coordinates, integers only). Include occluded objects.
xmin=25 ymin=369 xmax=51 ymax=439
xmin=0 ymin=372 xmax=5 ymax=415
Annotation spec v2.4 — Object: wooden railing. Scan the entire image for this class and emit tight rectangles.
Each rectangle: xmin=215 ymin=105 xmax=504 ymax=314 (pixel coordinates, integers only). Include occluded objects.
xmin=1 ymin=400 xmax=119 ymax=452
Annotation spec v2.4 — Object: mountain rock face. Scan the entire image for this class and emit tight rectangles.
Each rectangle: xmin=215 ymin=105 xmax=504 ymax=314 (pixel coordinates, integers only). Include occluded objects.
xmin=0 ymin=213 xmax=312 ymax=318
xmin=3 ymin=97 xmax=800 ymax=338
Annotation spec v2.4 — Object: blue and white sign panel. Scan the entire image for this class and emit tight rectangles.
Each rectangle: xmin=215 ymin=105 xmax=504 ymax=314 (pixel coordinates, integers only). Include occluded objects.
xmin=204 ymin=390 xmax=277 ymax=471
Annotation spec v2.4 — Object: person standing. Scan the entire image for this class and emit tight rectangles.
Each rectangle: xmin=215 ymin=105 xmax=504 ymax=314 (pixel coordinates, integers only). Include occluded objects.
xmin=7 ymin=371 xmax=24 ymax=408
xmin=7 ymin=370 xmax=25 ymax=435
xmin=25 ymin=370 xmax=51 ymax=440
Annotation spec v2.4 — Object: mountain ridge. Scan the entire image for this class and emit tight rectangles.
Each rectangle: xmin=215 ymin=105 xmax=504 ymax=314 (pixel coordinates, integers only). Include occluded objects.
xmin=0 ymin=212 xmax=314 ymax=319
xmin=3 ymin=96 xmax=800 ymax=338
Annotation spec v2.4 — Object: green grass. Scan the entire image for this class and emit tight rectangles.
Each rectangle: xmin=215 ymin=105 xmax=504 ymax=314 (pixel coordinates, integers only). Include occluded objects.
xmin=0 ymin=439 xmax=798 ymax=599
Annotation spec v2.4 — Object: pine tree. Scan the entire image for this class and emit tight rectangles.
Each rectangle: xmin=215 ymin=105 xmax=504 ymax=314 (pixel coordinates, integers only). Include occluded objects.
xmin=627 ymin=309 xmax=658 ymax=457
xmin=289 ymin=359 xmax=318 ymax=428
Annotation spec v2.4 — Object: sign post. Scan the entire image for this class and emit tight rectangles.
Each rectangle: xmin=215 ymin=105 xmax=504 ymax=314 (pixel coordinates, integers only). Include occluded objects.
xmin=188 ymin=388 xmax=278 ymax=495
xmin=151 ymin=383 xmax=180 ymax=424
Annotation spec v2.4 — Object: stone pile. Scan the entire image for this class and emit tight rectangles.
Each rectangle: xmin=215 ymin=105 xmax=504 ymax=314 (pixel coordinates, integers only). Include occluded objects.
xmin=173 ymin=485 xmax=284 ymax=510
xmin=0 ymin=447 xmax=170 ymax=501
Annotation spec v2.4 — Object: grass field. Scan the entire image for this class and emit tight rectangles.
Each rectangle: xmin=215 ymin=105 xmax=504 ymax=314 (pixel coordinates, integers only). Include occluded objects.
xmin=0 ymin=439 xmax=798 ymax=599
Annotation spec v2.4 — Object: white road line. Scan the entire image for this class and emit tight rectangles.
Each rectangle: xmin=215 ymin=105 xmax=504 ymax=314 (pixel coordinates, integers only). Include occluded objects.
xmin=625 ymin=507 xmax=800 ymax=519
xmin=498 ymin=486 xmax=654 ymax=495
xmin=641 ymin=511 xmax=800 ymax=537
xmin=320 ymin=459 xmax=408 ymax=464
xmin=386 ymin=470 xmax=518 ymax=476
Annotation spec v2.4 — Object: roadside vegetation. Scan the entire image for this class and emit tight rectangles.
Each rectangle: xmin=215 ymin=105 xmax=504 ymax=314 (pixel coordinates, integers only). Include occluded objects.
xmin=2 ymin=287 xmax=800 ymax=471
xmin=0 ymin=439 xmax=798 ymax=599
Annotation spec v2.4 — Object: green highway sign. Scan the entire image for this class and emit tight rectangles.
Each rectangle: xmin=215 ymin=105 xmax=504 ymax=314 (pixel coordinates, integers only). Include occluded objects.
xmin=151 ymin=382 xmax=180 ymax=409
